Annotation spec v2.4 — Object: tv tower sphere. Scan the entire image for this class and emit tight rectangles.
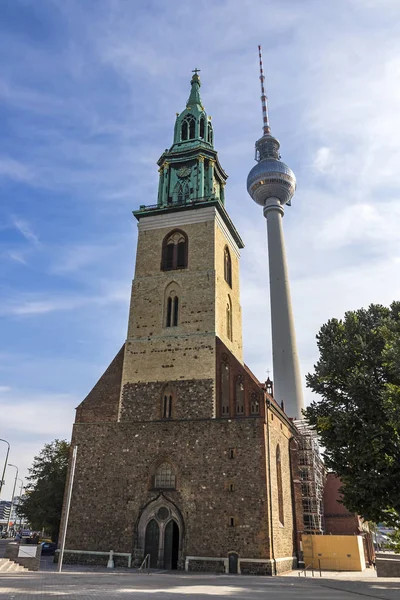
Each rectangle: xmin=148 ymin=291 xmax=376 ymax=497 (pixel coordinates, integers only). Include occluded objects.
xmin=246 ymin=135 xmax=296 ymax=207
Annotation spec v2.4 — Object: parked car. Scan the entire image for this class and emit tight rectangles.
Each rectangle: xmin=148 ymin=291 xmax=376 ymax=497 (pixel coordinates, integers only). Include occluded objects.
xmin=41 ymin=542 xmax=57 ymax=555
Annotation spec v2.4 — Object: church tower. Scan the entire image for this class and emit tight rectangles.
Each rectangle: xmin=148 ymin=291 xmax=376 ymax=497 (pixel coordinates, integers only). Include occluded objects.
xmin=62 ymin=71 xmax=299 ymax=576
xmin=119 ymin=69 xmax=244 ymax=421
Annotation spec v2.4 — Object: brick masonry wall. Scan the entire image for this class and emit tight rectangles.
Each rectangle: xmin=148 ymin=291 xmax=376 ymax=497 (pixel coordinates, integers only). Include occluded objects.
xmin=65 ymin=419 xmax=272 ymax=563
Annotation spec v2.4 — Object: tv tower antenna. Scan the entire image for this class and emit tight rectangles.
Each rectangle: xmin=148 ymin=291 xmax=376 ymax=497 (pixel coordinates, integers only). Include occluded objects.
xmin=258 ymin=45 xmax=271 ymax=135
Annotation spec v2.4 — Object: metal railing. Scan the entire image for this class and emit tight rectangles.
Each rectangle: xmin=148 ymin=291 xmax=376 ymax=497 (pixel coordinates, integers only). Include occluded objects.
xmin=139 ymin=553 xmax=151 ymax=574
xmin=298 ymin=560 xmax=322 ymax=577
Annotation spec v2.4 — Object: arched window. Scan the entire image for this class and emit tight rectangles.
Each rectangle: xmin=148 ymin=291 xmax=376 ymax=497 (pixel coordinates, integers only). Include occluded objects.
xmin=162 ymin=386 xmax=174 ymax=419
xmin=251 ymin=392 xmax=260 ymax=414
xmin=199 ymin=117 xmax=205 ymax=139
xmin=189 ymin=117 xmax=195 ymax=139
xmin=224 ymin=247 xmax=232 ymax=287
xmin=235 ymin=375 xmax=244 ymax=415
xmin=161 ymin=230 xmax=188 ymax=271
xmin=174 ymin=181 xmax=189 ymax=205
xmin=207 ymin=123 xmax=213 ymax=144
xmin=221 ymin=358 xmax=230 ymax=417
xmin=154 ymin=463 xmax=176 ymax=489
xmin=166 ymin=294 xmax=179 ymax=327
xmin=181 ymin=121 xmax=188 ymax=141
xmin=226 ymin=295 xmax=233 ymax=341
xmin=276 ymin=445 xmax=284 ymax=525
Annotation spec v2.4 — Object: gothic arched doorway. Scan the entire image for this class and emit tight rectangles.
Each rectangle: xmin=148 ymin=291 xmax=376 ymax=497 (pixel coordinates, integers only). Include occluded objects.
xmin=164 ymin=520 xmax=179 ymax=569
xmin=144 ymin=519 xmax=159 ymax=568
xmin=137 ymin=494 xmax=184 ymax=569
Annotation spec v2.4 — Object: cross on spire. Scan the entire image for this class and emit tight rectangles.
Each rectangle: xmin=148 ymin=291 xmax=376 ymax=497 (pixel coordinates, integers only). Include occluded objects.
xmin=192 ymin=68 xmax=201 ymax=75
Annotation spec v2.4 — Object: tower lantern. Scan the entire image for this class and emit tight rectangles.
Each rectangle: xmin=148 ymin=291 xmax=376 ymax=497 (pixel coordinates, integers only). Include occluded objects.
xmin=247 ymin=46 xmax=304 ymax=419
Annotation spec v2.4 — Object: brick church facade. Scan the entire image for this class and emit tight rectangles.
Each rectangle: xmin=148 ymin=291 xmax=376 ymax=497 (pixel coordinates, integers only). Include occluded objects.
xmin=60 ymin=72 xmax=303 ymax=575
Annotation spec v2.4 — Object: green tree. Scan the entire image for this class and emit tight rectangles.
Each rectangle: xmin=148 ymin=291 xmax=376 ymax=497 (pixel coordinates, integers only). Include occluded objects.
xmin=304 ymin=302 xmax=400 ymax=527
xmin=18 ymin=439 xmax=70 ymax=541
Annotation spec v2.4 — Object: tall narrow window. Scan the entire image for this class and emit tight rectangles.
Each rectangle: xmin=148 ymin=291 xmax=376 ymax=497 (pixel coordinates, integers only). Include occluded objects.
xmin=199 ymin=117 xmax=205 ymax=139
xmin=251 ymin=392 xmax=260 ymax=414
xmin=161 ymin=385 xmax=175 ymax=419
xmin=164 ymin=283 xmax=181 ymax=328
xmin=173 ymin=296 xmax=179 ymax=326
xmin=221 ymin=359 xmax=230 ymax=417
xmin=226 ymin=296 xmax=233 ymax=341
xmin=166 ymin=295 xmax=179 ymax=327
xmin=224 ymin=247 xmax=232 ymax=287
xmin=181 ymin=121 xmax=188 ymax=140
xmin=235 ymin=375 xmax=244 ymax=415
xmin=162 ymin=230 xmax=188 ymax=271
xmin=276 ymin=445 xmax=284 ymax=525
xmin=163 ymin=394 xmax=172 ymax=418
xmin=154 ymin=462 xmax=176 ymax=489
xmin=208 ymin=123 xmax=213 ymax=144
xmin=189 ymin=117 xmax=195 ymax=139
xmin=166 ymin=296 xmax=172 ymax=327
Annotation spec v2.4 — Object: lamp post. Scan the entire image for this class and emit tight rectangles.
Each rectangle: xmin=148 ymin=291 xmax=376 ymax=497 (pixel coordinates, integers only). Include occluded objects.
xmin=0 ymin=439 xmax=10 ymax=498
xmin=6 ymin=464 xmax=18 ymax=535
xmin=17 ymin=478 xmax=24 ymax=528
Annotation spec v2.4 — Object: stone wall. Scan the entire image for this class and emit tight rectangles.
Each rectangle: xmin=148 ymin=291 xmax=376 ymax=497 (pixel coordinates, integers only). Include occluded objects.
xmin=65 ymin=418 xmax=271 ymax=563
xmin=76 ymin=345 xmax=124 ymax=423
xmin=376 ymin=553 xmax=400 ymax=577
xmin=120 ymin=379 xmax=215 ymax=421
xmin=5 ymin=542 xmax=42 ymax=571
xmin=266 ymin=409 xmax=296 ymax=561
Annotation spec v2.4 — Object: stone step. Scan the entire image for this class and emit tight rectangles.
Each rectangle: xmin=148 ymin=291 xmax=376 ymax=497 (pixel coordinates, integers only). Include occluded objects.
xmin=0 ymin=558 xmax=29 ymax=573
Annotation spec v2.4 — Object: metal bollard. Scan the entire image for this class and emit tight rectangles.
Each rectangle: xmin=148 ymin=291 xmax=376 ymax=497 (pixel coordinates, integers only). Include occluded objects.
xmin=107 ymin=549 xmax=115 ymax=569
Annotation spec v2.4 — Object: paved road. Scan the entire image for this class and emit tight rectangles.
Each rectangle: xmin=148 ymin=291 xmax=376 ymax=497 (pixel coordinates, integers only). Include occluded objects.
xmin=1 ymin=570 xmax=400 ymax=600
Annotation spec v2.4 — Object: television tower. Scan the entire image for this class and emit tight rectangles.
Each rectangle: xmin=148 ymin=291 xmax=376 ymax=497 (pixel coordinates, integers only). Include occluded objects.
xmin=247 ymin=46 xmax=304 ymax=419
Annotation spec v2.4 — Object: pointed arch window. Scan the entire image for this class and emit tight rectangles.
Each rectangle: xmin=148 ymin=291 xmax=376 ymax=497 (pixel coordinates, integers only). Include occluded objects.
xmin=174 ymin=180 xmax=189 ymax=205
xmin=154 ymin=462 xmax=176 ymax=489
xmin=162 ymin=386 xmax=174 ymax=419
xmin=221 ymin=358 xmax=230 ymax=417
xmin=276 ymin=445 xmax=284 ymax=525
xmin=235 ymin=375 xmax=244 ymax=415
xmin=181 ymin=115 xmax=196 ymax=141
xmin=207 ymin=123 xmax=213 ymax=144
xmin=251 ymin=392 xmax=260 ymax=414
xmin=199 ymin=117 xmax=205 ymax=139
xmin=162 ymin=230 xmax=188 ymax=271
xmin=166 ymin=294 xmax=179 ymax=327
xmin=226 ymin=295 xmax=233 ymax=342
xmin=224 ymin=247 xmax=232 ymax=287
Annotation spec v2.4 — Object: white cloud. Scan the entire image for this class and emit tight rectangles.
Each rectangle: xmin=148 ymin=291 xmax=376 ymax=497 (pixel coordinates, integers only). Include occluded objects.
xmin=0 ymin=157 xmax=35 ymax=184
xmin=11 ymin=217 xmax=39 ymax=246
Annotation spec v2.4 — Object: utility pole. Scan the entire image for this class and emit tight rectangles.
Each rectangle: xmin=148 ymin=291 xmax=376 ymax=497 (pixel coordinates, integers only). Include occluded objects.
xmin=0 ymin=439 xmax=10 ymax=498
xmin=58 ymin=446 xmax=78 ymax=573
xmin=6 ymin=464 xmax=18 ymax=535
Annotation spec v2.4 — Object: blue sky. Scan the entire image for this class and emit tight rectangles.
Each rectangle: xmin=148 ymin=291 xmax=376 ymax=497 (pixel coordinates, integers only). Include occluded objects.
xmin=1 ymin=0 xmax=400 ymax=500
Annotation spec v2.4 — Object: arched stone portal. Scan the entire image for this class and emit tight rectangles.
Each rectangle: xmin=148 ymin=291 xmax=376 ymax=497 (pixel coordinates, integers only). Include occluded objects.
xmin=137 ymin=495 xmax=184 ymax=569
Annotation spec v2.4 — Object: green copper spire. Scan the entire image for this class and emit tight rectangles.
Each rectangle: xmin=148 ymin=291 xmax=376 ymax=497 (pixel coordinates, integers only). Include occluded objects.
xmin=186 ymin=69 xmax=203 ymax=109
xmin=151 ymin=71 xmax=228 ymax=209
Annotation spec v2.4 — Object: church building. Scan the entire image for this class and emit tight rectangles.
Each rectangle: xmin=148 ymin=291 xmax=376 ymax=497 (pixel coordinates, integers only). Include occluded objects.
xmin=61 ymin=71 xmax=302 ymax=575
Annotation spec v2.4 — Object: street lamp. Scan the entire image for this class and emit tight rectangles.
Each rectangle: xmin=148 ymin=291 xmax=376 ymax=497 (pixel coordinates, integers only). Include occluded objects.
xmin=17 ymin=478 xmax=24 ymax=528
xmin=0 ymin=439 xmax=10 ymax=498
xmin=6 ymin=464 xmax=18 ymax=535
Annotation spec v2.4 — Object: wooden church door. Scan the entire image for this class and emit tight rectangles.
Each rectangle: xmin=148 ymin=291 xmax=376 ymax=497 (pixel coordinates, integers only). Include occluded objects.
xmin=144 ymin=519 xmax=160 ymax=568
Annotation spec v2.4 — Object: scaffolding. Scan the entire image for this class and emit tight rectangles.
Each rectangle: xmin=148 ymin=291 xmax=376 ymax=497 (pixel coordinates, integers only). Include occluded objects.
xmin=294 ymin=419 xmax=325 ymax=535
